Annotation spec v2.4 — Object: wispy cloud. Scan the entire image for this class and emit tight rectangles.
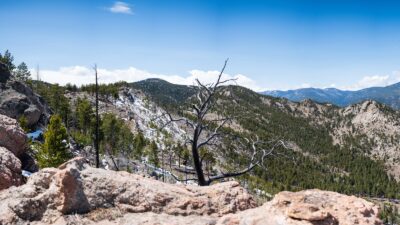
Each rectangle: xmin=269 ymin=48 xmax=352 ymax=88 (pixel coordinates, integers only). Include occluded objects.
xmin=342 ymin=71 xmax=400 ymax=90
xmin=109 ymin=1 xmax=133 ymax=14
xmin=31 ymin=65 xmax=400 ymax=92
xmin=30 ymin=66 xmax=263 ymax=91
xmin=263 ymin=71 xmax=400 ymax=91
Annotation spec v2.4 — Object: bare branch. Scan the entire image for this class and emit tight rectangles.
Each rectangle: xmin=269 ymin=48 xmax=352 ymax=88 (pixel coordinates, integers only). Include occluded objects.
xmin=212 ymin=58 xmax=229 ymax=90
xmin=207 ymin=164 xmax=257 ymax=185
xmin=206 ymin=139 xmax=290 ymax=185
xmin=197 ymin=117 xmax=231 ymax=149
xmin=218 ymin=78 xmax=237 ymax=85
xmin=159 ymin=111 xmax=195 ymax=130
xmin=169 ymin=172 xmax=198 ymax=183
xmin=159 ymin=59 xmax=291 ymax=186
xmin=194 ymin=59 xmax=230 ymax=120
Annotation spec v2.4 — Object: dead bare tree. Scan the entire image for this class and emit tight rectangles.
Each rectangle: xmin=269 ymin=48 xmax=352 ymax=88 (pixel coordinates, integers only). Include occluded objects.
xmin=94 ymin=65 xmax=100 ymax=168
xmin=163 ymin=59 xmax=287 ymax=186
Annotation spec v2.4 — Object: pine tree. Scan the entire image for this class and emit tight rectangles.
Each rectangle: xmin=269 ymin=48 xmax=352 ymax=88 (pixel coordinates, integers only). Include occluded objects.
xmin=119 ymin=124 xmax=134 ymax=157
xmin=147 ymin=140 xmax=159 ymax=167
xmin=37 ymin=115 xmax=71 ymax=168
xmin=101 ymin=113 xmax=121 ymax=156
xmin=0 ymin=50 xmax=15 ymax=72
xmin=182 ymin=147 xmax=190 ymax=167
xmin=75 ymin=97 xmax=94 ymax=134
xmin=133 ymin=131 xmax=146 ymax=159
xmin=15 ymin=62 xmax=31 ymax=82
xmin=174 ymin=143 xmax=184 ymax=167
xmin=48 ymin=84 xmax=71 ymax=126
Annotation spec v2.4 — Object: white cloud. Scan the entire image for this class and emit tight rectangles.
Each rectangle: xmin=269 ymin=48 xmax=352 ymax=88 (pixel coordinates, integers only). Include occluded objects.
xmin=186 ymin=70 xmax=263 ymax=91
xmin=33 ymin=65 xmax=400 ymax=92
xmin=298 ymin=83 xmax=311 ymax=89
xmin=265 ymin=72 xmax=400 ymax=91
xmin=109 ymin=1 xmax=133 ymax=14
xmin=31 ymin=66 xmax=263 ymax=91
xmin=343 ymin=71 xmax=400 ymax=90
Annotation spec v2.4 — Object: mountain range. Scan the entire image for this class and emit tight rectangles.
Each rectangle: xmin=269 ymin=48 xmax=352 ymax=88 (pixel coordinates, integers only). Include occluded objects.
xmin=2 ymin=72 xmax=400 ymax=199
xmin=1 ymin=68 xmax=400 ymax=223
xmin=261 ymin=82 xmax=400 ymax=109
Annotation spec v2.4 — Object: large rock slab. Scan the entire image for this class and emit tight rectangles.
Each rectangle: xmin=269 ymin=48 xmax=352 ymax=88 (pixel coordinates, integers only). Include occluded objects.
xmin=0 ymin=78 xmax=50 ymax=127
xmin=0 ymin=157 xmax=382 ymax=225
xmin=0 ymin=146 xmax=22 ymax=191
xmin=0 ymin=114 xmax=27 ymax=157
xmin=217 ymin=189 xmax=382 ymax=225
xmin=0 ymin=157 xmax=256 ymax=224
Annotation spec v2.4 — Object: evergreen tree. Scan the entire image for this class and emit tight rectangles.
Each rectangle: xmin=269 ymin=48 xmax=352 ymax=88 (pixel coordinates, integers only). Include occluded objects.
xmin=75 ymin=97 xmax=94 ymax=133
xmin=182 ymin=147 xmax=190 ymax=167
xmin=37 ymin=115 xmax=71 ymax=168
xmin=15 ymin=62 xmax=31 ymax=82
xmin=174 ymin=143 xmax=183 ymax=167
xmin=49 ymin=84 xmax=71 ymax=126
xmin=65 ymin=83 xmax=78 ymax=92
xmin=119 ymin=124 xmax=134 ymax=157
xmin=199 ymin=147 xmax=215 ymax=174
xmin=147 ymin=140 xmax=159 ymax=167
xmin=100 ymin=113 xmax=134 ymax=170
xmin=101 ymin=113 xmax=121 ymax=157
xmin=0 ymin=50 xmax=15 ymax=72
xmin=133 ymin=131 xmax=146 ymax=159
xmin=70 ymin=97 xmax=96 ymax=146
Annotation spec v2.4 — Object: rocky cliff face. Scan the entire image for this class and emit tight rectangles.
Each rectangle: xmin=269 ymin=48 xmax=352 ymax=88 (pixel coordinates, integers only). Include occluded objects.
xmin=0 ymin=157 xmax=382 ymax=225
xmin=262 ymin=96 xmax=400 ymax=179
xmin=0 ymin=64 xmax=50 ymax=127
xmin=66 ymin=87 xmax=187 ymax=146
xmin=0 ymin=157 xmax=256 ymax=224
xmin=219 ymin=189 xmax=381 ymax=225
xmin=0 ymin=114 xmax=27 ymax=157
xmin=0 ymin=114 xmax=31 ymax=191
xmin=0 ymin=146 xmax=23 ymax=191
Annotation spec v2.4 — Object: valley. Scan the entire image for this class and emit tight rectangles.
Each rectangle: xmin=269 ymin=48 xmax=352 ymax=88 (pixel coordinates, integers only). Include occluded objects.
xmin=2 ymin=1 xmax=400 ymax=224
xmin=0 ymin=60 xmax=399 ymax=224
xmin=28 ymin=77 xmax=400 ymax=198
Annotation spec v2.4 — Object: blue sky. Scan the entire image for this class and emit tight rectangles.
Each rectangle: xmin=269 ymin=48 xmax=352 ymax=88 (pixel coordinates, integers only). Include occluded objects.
xmin=2 ymin=0 xmax=400 ymax=90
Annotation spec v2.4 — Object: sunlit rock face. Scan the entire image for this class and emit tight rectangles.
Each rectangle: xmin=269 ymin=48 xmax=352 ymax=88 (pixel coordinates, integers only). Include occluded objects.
xmin=0 ymin=114 xmax=28 ymax=192
xmin=0 ymin=157 xmax=256 ymax=224
xmin=218 ymin=189 xmax=382 ymax=225
xmin=0 ymin=114 xmax=27 ymax=157
xmin=0 ymin=157 xmax=382 ymax=225
xmin=0 ymin=75 xmax=50 ymax=128
xmin=0 ymin=146 xmax=23 ymax=191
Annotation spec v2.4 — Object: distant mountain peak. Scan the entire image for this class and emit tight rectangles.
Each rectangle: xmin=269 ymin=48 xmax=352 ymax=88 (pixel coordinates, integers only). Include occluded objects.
xmin=261 ymin=82 xmax=400 ymax=109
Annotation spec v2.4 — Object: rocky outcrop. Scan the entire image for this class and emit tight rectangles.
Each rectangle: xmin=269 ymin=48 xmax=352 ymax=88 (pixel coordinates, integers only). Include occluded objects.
xmin=0 ymin=114 xmax=27 ymax=157
xmin=0 ymin=147 xmax=23 ymax=190
xmin=0 ymin=73 xmax=50 ymax=127
xmin=0 ymin=157 xmax=256 ymax=224
xmin=0 ymin=114 xmax=35 ymax=191
xmin=218 ymin=189 xmax=382 ymax=225
xmin=0 ymin=157 xmax=382 ymax=225
xmin=0 ymin=62 xmax=11 ymax=83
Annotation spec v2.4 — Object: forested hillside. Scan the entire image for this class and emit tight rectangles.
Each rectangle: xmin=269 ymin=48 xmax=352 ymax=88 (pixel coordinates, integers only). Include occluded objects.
xmin=131 ymin=80 xmax=400 ymax=198
xmin=13 ymin=73 xmax=400 ymax=199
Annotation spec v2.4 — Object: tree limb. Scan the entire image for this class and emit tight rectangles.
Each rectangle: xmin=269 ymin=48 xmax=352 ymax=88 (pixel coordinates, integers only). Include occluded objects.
xmin=206 ymin=139 xmax=288 ymax=184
